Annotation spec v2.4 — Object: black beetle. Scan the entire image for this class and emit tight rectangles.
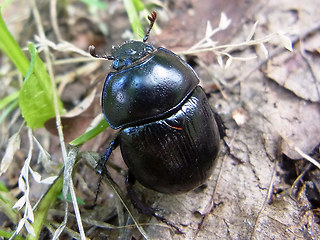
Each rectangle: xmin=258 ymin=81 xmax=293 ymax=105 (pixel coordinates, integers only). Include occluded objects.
xmin=90 ymin=11 xmax=223 ymax=232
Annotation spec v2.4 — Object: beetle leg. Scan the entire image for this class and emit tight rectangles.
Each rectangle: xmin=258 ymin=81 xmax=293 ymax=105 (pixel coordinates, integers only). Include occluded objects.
xmin=125 ymin=172 xmax=184 ymax=234
xmin=94 ymin=136 xmax=120 ymax=204
xmin=96 ymin=136 xmax=120 ymax=174
xmin=125 ymin=172 xmax=158 ymax=216
xmin=212 ymin=110 xmax=243 ymax=163
xmin=212 ymin=110 xmax=227 ymax=139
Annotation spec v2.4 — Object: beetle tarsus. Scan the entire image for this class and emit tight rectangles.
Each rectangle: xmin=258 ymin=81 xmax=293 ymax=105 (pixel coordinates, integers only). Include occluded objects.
xmin=222 ymin=139 xmax=243 ymax=164
xmin=126 ymin=173 xmax=184 ymax=234
xmin=94 ymin=174 xmax=103 ymax=204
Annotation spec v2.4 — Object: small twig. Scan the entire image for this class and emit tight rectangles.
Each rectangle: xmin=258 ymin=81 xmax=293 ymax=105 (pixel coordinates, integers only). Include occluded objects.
xmin=99 ymin=166 xmax=150 ymax=240
xmin=291 ymin=145 xmax=320 ymax=170
xmin=31 ymin=0 xmax=83 ymax=239
xmin=231 ymin=20 xmax=320 ymax=88
xmin=180 ymin=33 xmax=278 ymax=56
xmin=196 ymin=59 xmax=229 ymax=100
xmin=69 ymin=179 xmax=86 ymax=239
xmin=30 ymin=0 xmax=67 ymax=168
xmin=50 ymin=0 xmax=63 ymax=41
xmin=290 ymin=164 xmax=312 ymax=195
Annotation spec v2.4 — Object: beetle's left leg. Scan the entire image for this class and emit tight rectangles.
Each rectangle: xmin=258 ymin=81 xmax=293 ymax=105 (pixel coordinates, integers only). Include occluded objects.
xmin=95 ymin=135 xmax=120 ymax=203
xmin=125 ymin=172 xmax=183 ymax=234
xmin=96 ymin=135 xmax=120 ymax=174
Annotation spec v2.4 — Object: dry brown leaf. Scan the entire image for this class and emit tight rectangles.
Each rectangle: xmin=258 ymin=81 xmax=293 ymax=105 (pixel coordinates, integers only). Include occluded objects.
xmin=255 ymin=0 xmax=320 ymax=103
xmin=261 ymin=80 xmax=320 ymax=159
xmin=0 ymin=132 xmax=21 ymax=175
xmin=266 ymin=49 xmax=320 ymax=102
xmin=44 ymin=89 xmax=97 ymax=143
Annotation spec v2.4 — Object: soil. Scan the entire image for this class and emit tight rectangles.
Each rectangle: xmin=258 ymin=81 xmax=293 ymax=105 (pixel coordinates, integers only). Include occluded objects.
xmin=0 ymin=0 xmax=319 ymax=239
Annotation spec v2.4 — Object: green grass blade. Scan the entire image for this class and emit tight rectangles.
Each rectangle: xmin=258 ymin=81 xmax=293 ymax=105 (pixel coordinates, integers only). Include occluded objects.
xmin=69 ymin=118 xmax=109 ymax=146
xmin=0 ymin=9 xmax=29 ymax=77
xmin=0 ymin=91 xmax=19 ymax=111
xmin=0 ymin=99 xmax=18 ymax=124
xmin=123 ymin=0 xmax=145 ymax=39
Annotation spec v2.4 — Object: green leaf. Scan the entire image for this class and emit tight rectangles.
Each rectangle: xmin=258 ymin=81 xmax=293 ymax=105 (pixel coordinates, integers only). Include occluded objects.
xmin=0 ymin=229 xmax=25 ymax=240
xmin=18 ymin=44 xmax=63 ymax=129
xmin=0 ymin=10 xmax=63 ymax=128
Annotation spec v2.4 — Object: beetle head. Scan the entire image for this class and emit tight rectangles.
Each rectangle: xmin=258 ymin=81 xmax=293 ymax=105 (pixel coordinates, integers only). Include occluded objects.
xmin=89 ymin=11 xmax=157 ymax=70
xmin=109 ymin=11 xmax=157 ymax=70
xmin=110 ymin=41 xmax=154 ymax=70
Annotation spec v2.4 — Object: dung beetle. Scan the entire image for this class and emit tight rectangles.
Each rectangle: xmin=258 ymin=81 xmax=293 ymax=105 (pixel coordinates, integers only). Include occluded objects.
xmin=90 ymin=11 xmax=223 ymax=232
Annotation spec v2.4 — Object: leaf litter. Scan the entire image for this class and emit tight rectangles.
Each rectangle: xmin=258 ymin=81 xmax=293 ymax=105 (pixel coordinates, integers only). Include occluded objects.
xmin=1 ymin=0 xmax=320 ymax=239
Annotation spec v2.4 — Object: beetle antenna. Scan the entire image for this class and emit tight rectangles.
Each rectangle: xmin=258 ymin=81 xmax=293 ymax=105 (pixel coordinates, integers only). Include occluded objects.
xmin=143 ymin=11 xmax=157 ymax=42
xmin=89 ymin=45 xmax=114 ymax=60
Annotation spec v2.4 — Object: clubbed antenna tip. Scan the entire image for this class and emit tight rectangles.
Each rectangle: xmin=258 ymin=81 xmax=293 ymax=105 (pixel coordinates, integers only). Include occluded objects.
xmin=89 ymin=45 xmax=114 ymax=60
xmin=143 ymin=11 xmax=157 ymax=42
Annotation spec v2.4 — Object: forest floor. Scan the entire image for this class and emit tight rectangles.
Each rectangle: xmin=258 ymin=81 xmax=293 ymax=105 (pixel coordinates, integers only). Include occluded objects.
xmin=0 ymin=0 xmax=319 ymax=239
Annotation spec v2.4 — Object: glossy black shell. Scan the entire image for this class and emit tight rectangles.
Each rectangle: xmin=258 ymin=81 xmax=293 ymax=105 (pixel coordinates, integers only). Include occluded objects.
xmin=101 ymin=41 xmax=221 ymax=194
xmin=119 ymin=86 xmax=220 ymax=194
xmin=102 ymin=47 xmax=199 ymax=129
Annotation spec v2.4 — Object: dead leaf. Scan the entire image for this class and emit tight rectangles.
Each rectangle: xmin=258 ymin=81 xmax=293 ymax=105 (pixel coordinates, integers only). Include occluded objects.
xmin=266 ymin=49 xmax=320 ymax=102
xmin=0 ymin=132 xmax=21 ymax=175
xmin=45 ymin=89 xmax=97 ymax=143
xmin=154 ymin=0 xmax=256 ymax=57
xmin=260 ymin=74 xmax=320 ymax=160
